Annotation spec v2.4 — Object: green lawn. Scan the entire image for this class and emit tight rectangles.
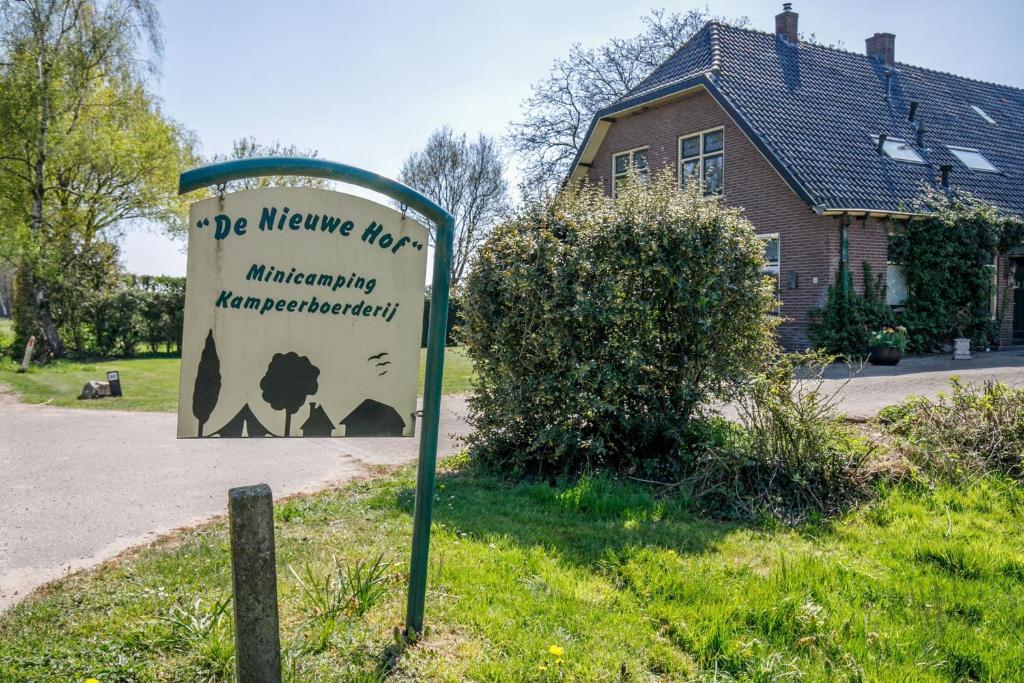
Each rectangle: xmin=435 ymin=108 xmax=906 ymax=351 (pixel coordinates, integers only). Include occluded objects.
xmin=0 ymin=318 xmax=13 ymax=353
xmin=0 ymin=347 xmax=475 ymax=411
xmin=2 ymin=461 xmax=1023 ymax=681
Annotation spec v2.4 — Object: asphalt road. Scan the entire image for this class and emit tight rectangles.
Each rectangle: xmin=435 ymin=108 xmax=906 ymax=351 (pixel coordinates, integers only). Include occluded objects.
xmin=816 ymin=351 xmax=1024 ymax=419
xmin=0 ymin=390 xmax=470 ymax=611
xmin=4 ymin=351 xmax=1024 ymax=612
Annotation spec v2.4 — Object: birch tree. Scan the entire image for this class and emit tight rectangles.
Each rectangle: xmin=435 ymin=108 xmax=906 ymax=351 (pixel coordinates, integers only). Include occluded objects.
xmin=0 ymin=0 xmax=190 ymax=357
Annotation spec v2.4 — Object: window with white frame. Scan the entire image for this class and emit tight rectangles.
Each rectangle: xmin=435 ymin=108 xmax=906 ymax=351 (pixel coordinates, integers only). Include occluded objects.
xmin=886 ymin=228 xmax=908 ymax=306
xmin=679 ymin=128 xmax=724 ymax=195
xmin=759 ymin=233 xmax=781 ymax=315
xmin=872 ymin=135 xmax=925 ymax=164
xmin=612 ymin=147 xmax=649 ymax=197
xmin=948 ymin=146 xmax=1000 ymax=173
xmin=987 ymin=259 xmax=998 ymax=319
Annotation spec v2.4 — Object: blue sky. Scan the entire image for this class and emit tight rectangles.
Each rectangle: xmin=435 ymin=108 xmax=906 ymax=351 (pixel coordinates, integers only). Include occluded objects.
xmin=124 ymin=0 xmax=1024 ymax=276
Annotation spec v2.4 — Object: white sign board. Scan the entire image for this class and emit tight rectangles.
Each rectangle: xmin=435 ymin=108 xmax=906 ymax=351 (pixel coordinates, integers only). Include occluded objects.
xmin=177 ymin=187 xmax=429 ymax=438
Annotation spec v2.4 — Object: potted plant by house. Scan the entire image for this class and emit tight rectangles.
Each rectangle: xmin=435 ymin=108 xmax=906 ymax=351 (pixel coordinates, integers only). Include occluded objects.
xmin=951 ymin=306 xmax=972 ymax=360
xmin=868 ymin=326 xmax=908 ymax=366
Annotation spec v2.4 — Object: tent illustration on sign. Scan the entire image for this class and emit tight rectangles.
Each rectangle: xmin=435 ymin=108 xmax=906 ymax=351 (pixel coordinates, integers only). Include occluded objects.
xmin=341 ymin=399 xmax=406 ymax=437
xmin=211 ymin=404 xmax=273 ymax=437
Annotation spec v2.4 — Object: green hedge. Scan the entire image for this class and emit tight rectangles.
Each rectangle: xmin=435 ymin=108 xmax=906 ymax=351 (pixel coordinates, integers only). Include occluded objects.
xmin=57 ymin=275 xmax=185 ymax=357
xmin=462 ymin=171 xmax=778 ymax=477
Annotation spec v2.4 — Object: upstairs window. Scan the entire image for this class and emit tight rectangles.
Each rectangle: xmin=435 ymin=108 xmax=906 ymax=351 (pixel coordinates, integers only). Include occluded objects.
xmin=612 ymin=147 xmax=649 ymax=197
xmin=971 ymin=105 xmax=996 ymax=125
xmin=679 ymin=128 xmax=724 ymax=195
xmin=948 ymin=146 xmax=1000 ymax=173
xmin=873 ymin=135 xmax=925 ymax=163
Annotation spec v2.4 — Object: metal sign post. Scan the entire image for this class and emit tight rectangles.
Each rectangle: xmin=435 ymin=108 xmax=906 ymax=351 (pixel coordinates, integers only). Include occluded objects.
xmin=178 ymin=157 xmax=453 ymax=643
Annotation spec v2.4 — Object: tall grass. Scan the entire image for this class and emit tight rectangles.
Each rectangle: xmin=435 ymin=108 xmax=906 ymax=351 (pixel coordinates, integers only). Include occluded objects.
xmin=880 ymin=378 xmax=1024 ymax=479
xmin=689 ymin=352 xmax=877 ymax=522
xmin=158 ymin=595 xmax=234 ymax=680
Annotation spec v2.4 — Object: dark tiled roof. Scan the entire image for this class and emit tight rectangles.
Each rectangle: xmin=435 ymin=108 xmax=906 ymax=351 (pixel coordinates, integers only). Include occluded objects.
xmin=590 ymin=23 xmax=1024 ymax=216
xmin=626 ymin=24 xmax=717 ymax=100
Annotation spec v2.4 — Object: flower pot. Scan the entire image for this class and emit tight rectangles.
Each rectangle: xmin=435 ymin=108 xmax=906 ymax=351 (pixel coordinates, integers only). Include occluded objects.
xmin=953 ymin=337 xmax=971 ymax=360
xmin=869 ymin=345 xmax=902 ymax=366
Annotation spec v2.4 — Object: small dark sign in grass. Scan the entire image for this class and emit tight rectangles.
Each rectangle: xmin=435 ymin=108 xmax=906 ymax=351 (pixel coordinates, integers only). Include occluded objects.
xmin=2 ymin=459 xmax=1023 ymax=681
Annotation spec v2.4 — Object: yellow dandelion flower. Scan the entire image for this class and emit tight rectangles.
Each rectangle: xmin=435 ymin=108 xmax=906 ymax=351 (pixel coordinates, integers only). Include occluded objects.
xmin=85 ymin=679 xmax=101 ymax=683
xmin=548 ymin=644 xmax=565 ymax=657
xmin=538 ymin=663 xmax=548 ymax=671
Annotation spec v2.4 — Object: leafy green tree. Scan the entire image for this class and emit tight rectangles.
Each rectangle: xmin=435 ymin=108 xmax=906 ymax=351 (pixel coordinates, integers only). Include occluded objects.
xmin=0 ymin=0 xmax=192 ymax=358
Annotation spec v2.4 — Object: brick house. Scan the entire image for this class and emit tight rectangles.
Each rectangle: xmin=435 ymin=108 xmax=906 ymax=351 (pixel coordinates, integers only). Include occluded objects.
xmin=567 ymin=4 xmax=1024 ymax=350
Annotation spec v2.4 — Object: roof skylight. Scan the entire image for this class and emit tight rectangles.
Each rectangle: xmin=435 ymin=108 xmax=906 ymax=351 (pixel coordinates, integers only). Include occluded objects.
xmin=971 ymin=105 xmax=996 ymax=125
xmin=948 ymin=146 xmax=1000 ymax=173
xmin=873 ymin=136 xmax=925 ymax=163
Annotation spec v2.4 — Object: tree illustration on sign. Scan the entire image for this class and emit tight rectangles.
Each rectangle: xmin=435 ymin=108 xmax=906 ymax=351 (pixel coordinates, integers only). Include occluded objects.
xmin=192 ymin=329 xmax=221 ymax=437
xmin=259 ymin=351 xmax=320 ymax=437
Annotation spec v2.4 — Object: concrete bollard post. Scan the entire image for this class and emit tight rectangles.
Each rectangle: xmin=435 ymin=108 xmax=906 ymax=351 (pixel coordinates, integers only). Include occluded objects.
xmin=228 ymin=484 xmax=282 ymax=683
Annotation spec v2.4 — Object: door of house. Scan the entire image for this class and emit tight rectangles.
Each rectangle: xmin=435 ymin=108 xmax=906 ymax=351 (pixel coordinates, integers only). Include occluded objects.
xmin=1014 ymin=258 xmax=1024 ymax=344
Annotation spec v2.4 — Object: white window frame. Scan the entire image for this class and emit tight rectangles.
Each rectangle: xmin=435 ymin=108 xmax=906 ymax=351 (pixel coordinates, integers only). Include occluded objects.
xmin=678 ymin=127 xmax=725 ymax=195
xmin=886 ymin=225 xmax=908 ymax=307
xmin=758 ymin=232 xmax=781 ymax=316
xmin=872 ymin=135 xmax=926 ymax=164
xmin=611 ymin=147 xmax=650 ymax=198
xmin=987 ymin=258 xmax=998 ymax=320
xmin=947 ymin=145 xmax=1000 ymax=173
xmin=971 ymin=105 xmax=996 ymax=125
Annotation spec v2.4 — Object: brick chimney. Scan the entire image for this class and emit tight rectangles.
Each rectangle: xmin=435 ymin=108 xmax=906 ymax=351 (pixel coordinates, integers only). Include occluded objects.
xmin=866 ymin=32 xmax=896 ymax=66
xmin=775 ymin=3 xmax=799 ymax=43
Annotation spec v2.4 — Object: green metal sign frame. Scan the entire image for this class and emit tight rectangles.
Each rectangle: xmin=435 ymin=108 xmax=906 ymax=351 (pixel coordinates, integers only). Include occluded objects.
xmin=179 ymin=156 xmax=453 ymax=638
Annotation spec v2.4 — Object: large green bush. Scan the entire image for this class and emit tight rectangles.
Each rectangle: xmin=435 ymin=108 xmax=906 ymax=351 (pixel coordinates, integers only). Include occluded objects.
xmin=462 ymin=171 xmax=777 ymax=476
xmin=10 ymin=274 xmax=186 ymax=359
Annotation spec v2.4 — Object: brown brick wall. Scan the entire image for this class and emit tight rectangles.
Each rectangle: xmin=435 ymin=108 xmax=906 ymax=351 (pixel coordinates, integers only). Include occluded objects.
xmin=586 ymin=87 xmax=837 ymax=349
xmin=998 ymin=254 xmax=1015 ymax=347
xmin=584 ymin=87 xmax=1020 ymax=350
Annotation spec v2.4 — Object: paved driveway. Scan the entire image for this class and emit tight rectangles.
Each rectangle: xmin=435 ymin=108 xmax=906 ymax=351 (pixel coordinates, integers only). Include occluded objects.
xmin=0 ymin=391 xmax=470 ymax=611
xmin=818 ymin=351 xmax=1024 ymax=419
xmin=5 ymin=351 xmax=1024 ymax=612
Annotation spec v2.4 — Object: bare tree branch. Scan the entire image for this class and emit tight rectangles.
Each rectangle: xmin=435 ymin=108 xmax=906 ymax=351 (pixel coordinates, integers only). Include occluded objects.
xmin=507 ymin=7 xmax=748 ymax=195
xmin=399 ymin=126 xmax=509 ymax=289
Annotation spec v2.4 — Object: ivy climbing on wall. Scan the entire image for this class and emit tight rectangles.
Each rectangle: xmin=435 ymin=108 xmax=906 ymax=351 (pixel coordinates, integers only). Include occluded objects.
xmin=811 ymin=190 xmax=1024 ymax=357
xmin=891 ymin=190 xmax=1024 ymax=352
